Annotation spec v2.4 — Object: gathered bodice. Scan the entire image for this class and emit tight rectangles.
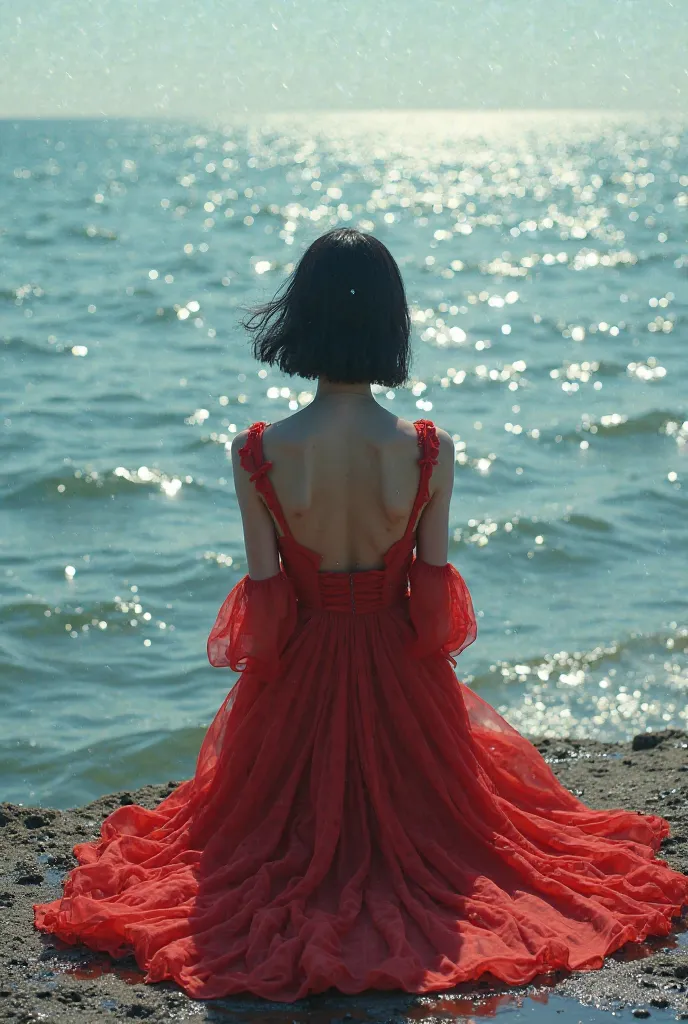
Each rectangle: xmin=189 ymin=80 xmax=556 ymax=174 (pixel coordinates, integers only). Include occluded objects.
xmin=237 ymin=418 xmax=440 ymax=614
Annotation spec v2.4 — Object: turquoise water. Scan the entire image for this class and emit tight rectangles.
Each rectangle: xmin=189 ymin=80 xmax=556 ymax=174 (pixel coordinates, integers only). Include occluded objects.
xmin=2 ymin=111 xmax=687 ymax=809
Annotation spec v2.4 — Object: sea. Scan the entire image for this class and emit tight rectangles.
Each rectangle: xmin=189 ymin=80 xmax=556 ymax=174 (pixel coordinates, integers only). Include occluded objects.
xmin=1 ymin=111 xmax=686 ymax=811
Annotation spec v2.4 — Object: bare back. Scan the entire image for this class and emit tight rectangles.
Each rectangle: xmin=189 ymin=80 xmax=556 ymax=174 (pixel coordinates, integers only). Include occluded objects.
xmin=232 ymin=396 xmax=454 ymax=579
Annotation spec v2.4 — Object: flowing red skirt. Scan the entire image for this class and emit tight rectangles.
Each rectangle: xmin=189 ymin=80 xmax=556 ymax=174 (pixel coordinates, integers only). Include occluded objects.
xmin=33 ymin=568 xmax=688 ymax=1002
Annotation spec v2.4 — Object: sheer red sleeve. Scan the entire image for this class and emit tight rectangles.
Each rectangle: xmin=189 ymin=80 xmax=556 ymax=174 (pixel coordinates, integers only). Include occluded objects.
xmin=207 ymin=569 xmax=297 ymax=680
xmin=406 ymin=557 xmax=477 ymax=665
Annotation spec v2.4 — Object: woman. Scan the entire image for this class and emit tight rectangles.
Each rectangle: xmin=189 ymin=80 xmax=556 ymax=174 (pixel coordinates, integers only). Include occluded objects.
xmin=34 ymin=228 xmax=687 ymax=1002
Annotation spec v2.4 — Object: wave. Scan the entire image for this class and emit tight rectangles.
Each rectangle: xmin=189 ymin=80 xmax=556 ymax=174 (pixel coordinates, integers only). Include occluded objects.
xmin=449 ymin=508 xmax=617 ymax=560
xmin=1 ymin=465 xmax=202 ymax=505
xmin=421 ymin=354 xmax=629 ymax=387
xmin=0 ymin=726 xmax=206 ymax=809
xmin=0 ymin=595 xmax=163 ymax=640
xmin=0 ymin=553 xmax=240 ymax=647
xmin=468 ymin=624 xmax=688 ymax=742
xmin=472 ymin=625 xmax=688 ymax=688
xmin=559 ymin=409 xmax=687 ymax=443
xmin=66 ymin=224 xmax=119 ymax=242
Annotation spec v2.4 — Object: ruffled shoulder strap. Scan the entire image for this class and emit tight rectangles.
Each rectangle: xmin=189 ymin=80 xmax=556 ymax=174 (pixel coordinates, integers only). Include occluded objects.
xmin=405 ymin=418 xmax=440 ymax=533
xmin=237 ymin=422 xmax=292 ymax=538
xmin=414 ymin=418 xmax=440 ymax=496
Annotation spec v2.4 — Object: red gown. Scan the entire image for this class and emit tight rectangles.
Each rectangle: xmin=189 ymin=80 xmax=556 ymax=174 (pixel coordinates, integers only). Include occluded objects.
xmin=33 ymin=419 xmax=688 ymax=1002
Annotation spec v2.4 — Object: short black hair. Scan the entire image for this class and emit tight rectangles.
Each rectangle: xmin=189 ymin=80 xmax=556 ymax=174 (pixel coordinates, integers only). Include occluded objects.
xmin=241 ymin=227 xmax=411 ymax=387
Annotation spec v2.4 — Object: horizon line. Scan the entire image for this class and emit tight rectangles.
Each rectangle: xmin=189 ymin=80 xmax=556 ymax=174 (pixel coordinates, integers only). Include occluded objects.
xmin=1 ymin=107 xmax=685 ymax=122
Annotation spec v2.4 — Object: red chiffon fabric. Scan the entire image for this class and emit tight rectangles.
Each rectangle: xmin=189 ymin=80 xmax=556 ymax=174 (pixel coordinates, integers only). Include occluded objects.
xmin=406 ymin=558 xmax=477 ymax=663
xmin=206 ymin=569 xmax=297 ymax=681
xmin=33 ymin=419 xmax=688 ymax=1003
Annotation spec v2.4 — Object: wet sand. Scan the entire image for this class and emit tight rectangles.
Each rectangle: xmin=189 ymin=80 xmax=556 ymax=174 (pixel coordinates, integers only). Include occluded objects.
xmin=1 ymin=730 xmax=686 ymax=1023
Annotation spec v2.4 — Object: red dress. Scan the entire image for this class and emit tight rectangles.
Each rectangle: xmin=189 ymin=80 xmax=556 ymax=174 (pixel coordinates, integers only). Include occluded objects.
xmin=33 ymin=418 xmax=688 ymax=1002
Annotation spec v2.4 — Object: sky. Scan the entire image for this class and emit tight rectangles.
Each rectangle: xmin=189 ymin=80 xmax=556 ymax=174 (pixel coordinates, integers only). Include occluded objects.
xmin=0 ymin=0 xmax=686 ymax=118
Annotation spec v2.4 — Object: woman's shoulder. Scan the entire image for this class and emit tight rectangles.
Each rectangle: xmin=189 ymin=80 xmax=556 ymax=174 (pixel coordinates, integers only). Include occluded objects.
xmin=233 ymin=412 xmax=312 ymax=463
xmin=431 ymin=423 xmax=454 ymax=458
xmin=367 ymin=414 xmax=454 ymax=479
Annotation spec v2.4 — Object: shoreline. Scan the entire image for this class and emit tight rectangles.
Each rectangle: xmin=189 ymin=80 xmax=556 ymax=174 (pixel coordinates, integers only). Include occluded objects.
xmin=1 ymin=730 xmax=687 ymax=1023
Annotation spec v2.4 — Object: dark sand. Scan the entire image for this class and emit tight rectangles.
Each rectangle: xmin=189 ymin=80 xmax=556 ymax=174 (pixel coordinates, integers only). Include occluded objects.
xmin=1 ymin=730 xmax=686 ymax=1023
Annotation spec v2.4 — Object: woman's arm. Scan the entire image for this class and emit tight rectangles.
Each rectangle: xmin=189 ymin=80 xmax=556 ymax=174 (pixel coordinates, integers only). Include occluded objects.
xmin=230 ymin=429 xmax=281 ymax=580
xmin=415 ymin=427 xmax=455 ymax=566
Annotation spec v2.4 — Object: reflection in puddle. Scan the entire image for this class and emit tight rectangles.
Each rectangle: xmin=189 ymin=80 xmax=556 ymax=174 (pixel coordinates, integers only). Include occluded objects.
xmin=66 ymin=960 xmax=147 ymax=986
xmin=610 ymin=916 xmax=688 ymax=963
xmin=42 ymin=937 xmax=147 ymax=987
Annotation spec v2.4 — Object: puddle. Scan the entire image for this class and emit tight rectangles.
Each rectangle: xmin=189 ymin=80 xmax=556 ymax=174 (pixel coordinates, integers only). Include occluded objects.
xmin=177 ymin=991 xmax=684 ymax=1023
xmin=38 ymin=913 xmax=688 ymax=1022
xmin=42 ymin=940 xmax=147 ymax=987
xmin=41 ymin=954 xmax=687 ymax=1024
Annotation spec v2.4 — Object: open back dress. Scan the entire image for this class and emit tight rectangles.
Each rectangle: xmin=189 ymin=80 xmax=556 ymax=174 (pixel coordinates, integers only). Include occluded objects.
xmin=33 ymin=418 xmax=688 ymax=1002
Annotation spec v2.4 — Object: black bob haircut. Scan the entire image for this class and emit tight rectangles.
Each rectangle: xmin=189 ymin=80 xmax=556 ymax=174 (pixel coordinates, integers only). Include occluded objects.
xmin=241 ymin=228 xmax=411 ymax=387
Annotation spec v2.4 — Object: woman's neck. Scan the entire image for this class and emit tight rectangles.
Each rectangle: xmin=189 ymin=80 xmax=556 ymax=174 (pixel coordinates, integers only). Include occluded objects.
xmin=314 ymin=378 xmax=374 ymax=402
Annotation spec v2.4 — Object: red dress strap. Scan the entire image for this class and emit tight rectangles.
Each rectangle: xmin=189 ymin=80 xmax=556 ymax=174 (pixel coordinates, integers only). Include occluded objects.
xmin=237 ymin=422 xmax=292 ymax=538
xmin=406 ymin=418 xmax=440 ymax=536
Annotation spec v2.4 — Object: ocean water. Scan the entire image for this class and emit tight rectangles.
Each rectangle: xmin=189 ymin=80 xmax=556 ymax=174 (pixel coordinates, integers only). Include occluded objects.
xmin=1 ymin=111 xmax=686 ymax=809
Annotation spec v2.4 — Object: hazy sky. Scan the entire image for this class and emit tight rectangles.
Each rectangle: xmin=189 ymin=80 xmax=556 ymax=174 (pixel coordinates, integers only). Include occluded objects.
xmin=1 ymin=0 xmax=685 ymax=118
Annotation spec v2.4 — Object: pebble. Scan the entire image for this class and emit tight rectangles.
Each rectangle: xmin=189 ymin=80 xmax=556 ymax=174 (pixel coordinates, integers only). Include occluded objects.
xmin=632 ymin=733 xmax=661 ymax=751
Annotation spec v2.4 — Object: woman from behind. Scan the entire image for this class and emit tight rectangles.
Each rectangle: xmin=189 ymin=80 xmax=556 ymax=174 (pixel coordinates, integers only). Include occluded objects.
xmin=34 ymin=227 xmax=688 ymax=1003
